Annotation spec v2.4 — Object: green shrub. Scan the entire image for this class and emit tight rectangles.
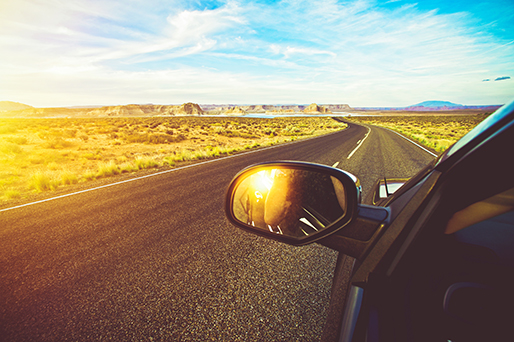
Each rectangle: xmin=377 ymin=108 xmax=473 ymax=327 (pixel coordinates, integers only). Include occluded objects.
xmin=124 ymin=133 xmax=186 ymax=144
xmin=47 ymin=162 xmax=59 ymax=171
xmin=64 ymin=129 xmax=77 ymax=138
xmin=44 ymin=137 xmax=75 ymax=149
xmin=173 ymin=150 xmax=192 ymax=162
xmin=82 ymin=170 xmax=97 ymax=181
xmin=120 ymin=162 xmax=139 ymax=173
xmin=60 ymin=171 xmax=79 ymax=185
xmin=82 ymin=152 xmax=101 ymax=160
xmin=28 ymin=155 xmax=45 ymax=164
xmin=4 ymin=189 xmax=21 ymax=199
xmin=134 ymin=157 xmax=160 ymax=169
xmin=29 ymin=172 xmax=58 ymax=192
xmin=163 ymin=156 xmax=176 ymax=167
xmin=96 ymin=161 xmax=120 ymax=178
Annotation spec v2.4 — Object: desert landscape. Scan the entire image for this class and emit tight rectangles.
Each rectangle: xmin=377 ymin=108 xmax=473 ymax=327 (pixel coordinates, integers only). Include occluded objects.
xmin=0 ymin=100 xmax=493 ymax=203
xmin=0 ymin=114 xmax=347 ymax=202
xmin=346 ymin=114 xmax=489 ymax=152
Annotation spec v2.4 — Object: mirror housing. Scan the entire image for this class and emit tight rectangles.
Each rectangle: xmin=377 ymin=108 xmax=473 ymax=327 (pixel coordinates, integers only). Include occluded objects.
xmin=225 ymin=161 xmax=359 ymax=245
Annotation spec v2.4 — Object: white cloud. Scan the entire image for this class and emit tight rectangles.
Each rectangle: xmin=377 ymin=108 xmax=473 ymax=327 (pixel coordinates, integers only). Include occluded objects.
xmin=0 ymin=0 xmax=512 ymax=106
xmin=270 ymin=45 xmax=336 ymax=59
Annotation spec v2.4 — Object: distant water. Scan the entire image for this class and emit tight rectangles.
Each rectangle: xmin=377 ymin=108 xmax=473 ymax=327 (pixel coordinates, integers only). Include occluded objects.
xmin=243 ymin=112 xmax=382 ymax=118
xmin=201 ymin=112 xmax=381 ymax=118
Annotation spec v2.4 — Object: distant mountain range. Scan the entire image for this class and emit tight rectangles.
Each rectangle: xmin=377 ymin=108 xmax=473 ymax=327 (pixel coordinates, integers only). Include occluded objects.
xmin=0 ymin=100 xmax=503 ymax=117
xmin=354 ymin=100 xmax=502 ymax=111
xmin=412 ymin=101 xmax=462 ymax=107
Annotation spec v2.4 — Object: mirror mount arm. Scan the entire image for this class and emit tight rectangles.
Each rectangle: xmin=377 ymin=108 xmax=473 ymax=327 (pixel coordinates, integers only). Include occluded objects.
xmin=317 ymin=205 xmax=390 ymax=260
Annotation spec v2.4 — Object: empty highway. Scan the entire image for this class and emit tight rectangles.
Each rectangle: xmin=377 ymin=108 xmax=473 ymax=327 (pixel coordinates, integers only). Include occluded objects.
xmin=0 ymin=121 xmax=435 ymax=341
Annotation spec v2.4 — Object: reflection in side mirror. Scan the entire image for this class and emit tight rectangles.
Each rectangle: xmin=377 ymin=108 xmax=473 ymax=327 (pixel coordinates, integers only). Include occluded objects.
xmin=226 ymin=162 xmax=359 ymax=245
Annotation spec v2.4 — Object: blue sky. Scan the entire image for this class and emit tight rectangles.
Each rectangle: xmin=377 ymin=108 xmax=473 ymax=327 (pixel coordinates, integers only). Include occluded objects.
xmin=0 ymin=0 xmax=513 ymax=107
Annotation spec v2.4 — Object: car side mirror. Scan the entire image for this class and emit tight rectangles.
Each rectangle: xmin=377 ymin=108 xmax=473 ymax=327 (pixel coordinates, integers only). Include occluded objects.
xmin=225 ymin=161 xmax=359 ymax=245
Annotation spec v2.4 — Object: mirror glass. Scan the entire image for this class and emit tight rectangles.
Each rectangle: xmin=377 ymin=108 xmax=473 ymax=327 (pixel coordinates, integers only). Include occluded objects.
xmin=232 ymin=168 xmax=348 ymax=239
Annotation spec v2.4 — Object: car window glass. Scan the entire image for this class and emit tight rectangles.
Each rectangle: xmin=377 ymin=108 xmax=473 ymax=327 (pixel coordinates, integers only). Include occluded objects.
xmin=445 ymin=187 xmax=514 ymax=234
xmin=445 ymin=101 xmax=514 ymax=158
xmin=452 ymin=211 xmax=514 ymax=266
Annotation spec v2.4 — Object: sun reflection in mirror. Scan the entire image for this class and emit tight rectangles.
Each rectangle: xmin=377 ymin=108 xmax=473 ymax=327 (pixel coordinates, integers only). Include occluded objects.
xmin=232 ymin=167 xmax=349 ymax=240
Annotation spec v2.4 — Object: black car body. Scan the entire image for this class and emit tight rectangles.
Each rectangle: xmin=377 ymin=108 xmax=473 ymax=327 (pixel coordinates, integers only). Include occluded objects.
xmin=225 ymin=100 xmax=514 ymax=341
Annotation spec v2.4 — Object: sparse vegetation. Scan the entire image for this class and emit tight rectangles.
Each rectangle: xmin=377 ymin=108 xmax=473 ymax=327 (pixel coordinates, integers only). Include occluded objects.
xmin=0 ymin=117 xmax=346 ymax=202
xmin=346 ymin=114 xmax=489 ymax=153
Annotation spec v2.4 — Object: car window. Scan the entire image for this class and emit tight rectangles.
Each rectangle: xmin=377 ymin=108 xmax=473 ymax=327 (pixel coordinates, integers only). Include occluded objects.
xmin=445 ymin=187 xmax=514 ymax=266
xmin=452 ymin=211 xmax=514 ymax=266
xmin=444 ymin=101 xmax=514 ymax=158
xmin=445 ymin=187 xmax=514 ymax=234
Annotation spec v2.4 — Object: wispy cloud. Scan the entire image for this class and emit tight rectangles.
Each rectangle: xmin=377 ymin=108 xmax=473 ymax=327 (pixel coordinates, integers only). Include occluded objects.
xmin=0 ymin=0 xmax=513 ymax=106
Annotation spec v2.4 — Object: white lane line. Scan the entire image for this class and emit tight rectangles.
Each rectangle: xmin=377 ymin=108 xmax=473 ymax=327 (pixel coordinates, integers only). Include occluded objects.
xmin=382 ymin=127 xmax=438 ymax=157
xmin=347 ymin=127 xmax=371 ymax=159
xmin=0 ymin=131 xmax=340 ymax=213
xmin=332 ymin=162 xmax=339 ymax=168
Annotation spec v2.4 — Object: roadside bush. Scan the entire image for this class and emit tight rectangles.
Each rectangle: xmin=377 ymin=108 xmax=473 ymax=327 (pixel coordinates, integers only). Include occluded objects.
xmin=3 ymin=189 xmax=21 ymax=199
xmin=163 ymin=157 xmax=176 ymax=167
xmin=82 ymin=170 xmax=97 ymax=181
xmin=6 ymin=136 xmax=28 ymax=145
xmin=64 ymin=129 xmax=77 ymax=138
xmin=120 ymin=162 xmax=139 ymax=173
xmin=44 ymin=137 xmax=75 ymax=149
xmin=0 ymin=142 xmax=23 ymax=154
xmin=134 ymin=157 xmax=160 ymax=169
xmin=60 ymin=171 xmax=79 ymax=185
xmin=82 ymin=152 xmax=101 ymax=160
xmin=96 ymin=161 xmax=120 ymax=178
xmin=28 ymin=155 xmax=45 ymax=164
xmin=47 ymin=162 xmax=59 ymax=171
xmin=124 ymin=133 xmax=186 ymax=144
xmin=29 ymin=172 xmax=58 ymax=192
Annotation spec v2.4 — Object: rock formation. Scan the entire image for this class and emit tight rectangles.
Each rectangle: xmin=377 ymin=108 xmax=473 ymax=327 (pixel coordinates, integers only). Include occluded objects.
xmin=1 ymin=103 xmax=205 ymax=117
xmin=224 ymin=106 xmax=246 ymax=115
xmin=174 ymin=102 xmax=204 ymax=115
xmin=303 ymin=103 xmax=332 ymax=114
xmin=323 ymin=104 xmax=352 ymax=111
xmin=0 ymin=101 xmax=33 ymax=111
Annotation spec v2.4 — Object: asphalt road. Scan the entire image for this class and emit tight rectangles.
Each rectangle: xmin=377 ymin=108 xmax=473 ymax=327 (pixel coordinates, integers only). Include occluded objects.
xmin=0 ymin=122 xmax=435 ymax=341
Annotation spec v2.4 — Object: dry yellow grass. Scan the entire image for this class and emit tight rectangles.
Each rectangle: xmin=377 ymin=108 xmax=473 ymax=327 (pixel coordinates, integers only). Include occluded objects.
xmin=0 ymin=116 xmax=346 ymax=202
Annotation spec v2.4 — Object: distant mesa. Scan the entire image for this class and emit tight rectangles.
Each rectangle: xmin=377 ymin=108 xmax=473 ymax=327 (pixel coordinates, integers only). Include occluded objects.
xmin=0 ymin=102 xmax=206 ymax=117
xmin=201 ymin=104 xmax=350 ymax=114
xmin=324 ymin=104 xmax=351 ymax=111
xmin=223 ymin=106 xmax=247 ymax=115
xmin=0 ymin=99 xmax=502 ymax=117
xmin=303 ymin=103 xmax=332 ymax=114
xmin=93 ymin=103 xmax=205 ymax=116
xmin=176 ymin=102 xmax=204 ymax=115
xmin=266 ymin=105 xmax=303 ymax=114
xmin=0 ymin=101 xmax=33 ymax=111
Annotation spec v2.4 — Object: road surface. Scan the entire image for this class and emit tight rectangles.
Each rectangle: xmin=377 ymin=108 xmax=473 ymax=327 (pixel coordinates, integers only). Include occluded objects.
xmin=0 ymin=121 xmax=435 ymax=341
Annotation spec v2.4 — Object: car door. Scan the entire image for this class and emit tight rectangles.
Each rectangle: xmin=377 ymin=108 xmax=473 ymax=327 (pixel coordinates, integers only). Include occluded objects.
xmin=349 ymin=103 xmax=514 ymax=342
